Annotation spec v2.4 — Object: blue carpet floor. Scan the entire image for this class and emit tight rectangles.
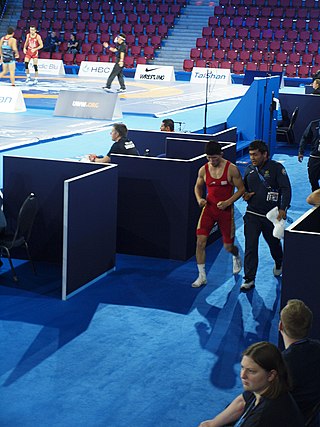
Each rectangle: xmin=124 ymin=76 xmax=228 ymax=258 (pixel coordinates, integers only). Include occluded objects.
xmin=0 ymin=150 xmax=311 ymax=427
xmin=0 ymin=79 xmax=311 ymax=426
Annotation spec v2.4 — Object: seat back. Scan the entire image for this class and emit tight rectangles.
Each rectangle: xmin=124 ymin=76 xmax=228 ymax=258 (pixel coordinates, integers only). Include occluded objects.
xmin=12 ymin=193 xmax=38 ymax=246
xmin=289 ymin=107 xmax=299 ymax=130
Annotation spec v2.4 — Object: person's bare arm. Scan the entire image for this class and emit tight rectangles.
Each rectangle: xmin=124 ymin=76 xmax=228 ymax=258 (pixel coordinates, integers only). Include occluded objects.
xmin=198 ymin=394 xmax=246 ymax=427
xmin=194 ymin=166 xmax=207 ymax=208
xmin=307 ymin=189 xmax=320 ymax=206
xmin=88 ymin=154 xmax=111 ymax=163
xmin=217 ymin=164 xmax=245 ymax=210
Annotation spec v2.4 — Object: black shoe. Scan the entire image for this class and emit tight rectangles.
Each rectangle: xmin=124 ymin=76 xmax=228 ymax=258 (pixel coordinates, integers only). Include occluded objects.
xmin=117 ymin=88 xmax=126 ymax=92
xmin=102 ymin=86 xmax=112 ymax=91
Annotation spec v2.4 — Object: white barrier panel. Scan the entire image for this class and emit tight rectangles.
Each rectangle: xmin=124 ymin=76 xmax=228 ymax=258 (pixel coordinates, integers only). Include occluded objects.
xmin=78 ymin=61 xmax=115 ymax=78
xmin=0 ymin=87 xmax=26 ymax=113
xmin=134 ymin=64 xmax=175 ymax=82
xmin=54 ymin=89 xmax=122 ymax=120
xmin=190 ymin=67 xmax=232 ymax=85
xmin=28 ymin=59 xmax=65 ymax=75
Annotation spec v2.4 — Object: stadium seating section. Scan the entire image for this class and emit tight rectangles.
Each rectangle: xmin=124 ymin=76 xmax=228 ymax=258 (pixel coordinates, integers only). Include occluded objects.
xmin=186 ymin=0 xmax=320 ymax=77
xmin=16 ymin=0 xmax=187 ymax=67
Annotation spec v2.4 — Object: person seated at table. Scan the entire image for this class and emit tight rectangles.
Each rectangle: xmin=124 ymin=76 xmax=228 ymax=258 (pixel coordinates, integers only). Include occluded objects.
xmin=198 ymin=341 xmax=304 ymax=427
xmin=312 ymin=79 xmax=320 ymax=95
xmin=89 ymin=123 xmax=139 ymax=163
xmin=160 ymin=119 xmax=174 ymax=132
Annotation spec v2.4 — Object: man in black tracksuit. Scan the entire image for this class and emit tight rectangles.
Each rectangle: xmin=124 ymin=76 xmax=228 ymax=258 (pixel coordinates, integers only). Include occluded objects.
xmin=241 ymin=140 xmax=292 ymax=291
xmin=298 ymin=119 xmax=320 ymax=192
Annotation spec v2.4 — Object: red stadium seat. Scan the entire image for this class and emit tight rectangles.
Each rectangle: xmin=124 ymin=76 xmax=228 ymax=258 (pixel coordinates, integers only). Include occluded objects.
xmin=99 ymin=54 xmax=110 ymax=62
xmin=75 ymin=53 xmax=86 ymax=66
xmin=301 ymin=54 xmax=313 ymax=64
xmin=130 ymin=45 xmax=142 ymax=57
xmin=138 ymin=35 xmax=149 ymax=46
xmin=195 ymin=59 xmax=206 ymax=68
xmin=202 ymin=48 xmax=213 ymax=61
xmin=252 ymin=50 xmax=263 ymax=63
xmin=276 ymin=52 xmax=288 ymax=64
xmin=208 ymin=38 xmax=219 ymax=49
xmin=220 ymin=38 xmax=231 ymax=50
xmin=87 ymin=54 xmax=99 ymax=62
xmin=183 ymin=59 xmax=194 ymax=72
xmin=240 ymin=50 xmax=250 ymax=62
xmin=232 ymin=39 xmax=243 ymax=50
xmin=124 ymin=56 xmax=135 ymax=68
xmin=52 ymin=52 xmax=63 ymax=60
xmin=190 ymin=48 xmax=201 ymax=60
xmin=92 ymin=43 xmax=103 ymax=55
xmin=246 ymin=62 xmax=258 ymax=71
xmin=151 ymin=35 xmax=161 ymax=49
xmin=271 ymin=63 xmax=284 ymax=72
xmin=281 ymin=41 xmax=293 ymax=53
xmin=227 ymin=50 xmax=238 ymax=62
xmin=136 ymin=57 xmax=147 ymax=65
xmin=146 ymin=24 xmax=156 ymax=36
xmin=285 ymin=64 xmax=297 ymax=77
xmin=144 ymin=46 xmax=155 ymax=59
xmin=233 ymin=61 xmax=245 ymax=74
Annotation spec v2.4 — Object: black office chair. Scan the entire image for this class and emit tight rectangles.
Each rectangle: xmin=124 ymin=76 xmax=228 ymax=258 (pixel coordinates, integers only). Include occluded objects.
xmin=0 ymin=193 xmax=38 ymax=282
xmin=276 ymin=106 xmax=299 ymax=144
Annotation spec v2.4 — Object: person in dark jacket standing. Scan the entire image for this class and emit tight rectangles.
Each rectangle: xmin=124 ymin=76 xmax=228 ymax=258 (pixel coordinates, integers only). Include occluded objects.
xmin=298 ymin=119 xmax=320 ymax=192
xmin=241 ymin=140 xmax=291 ymax=291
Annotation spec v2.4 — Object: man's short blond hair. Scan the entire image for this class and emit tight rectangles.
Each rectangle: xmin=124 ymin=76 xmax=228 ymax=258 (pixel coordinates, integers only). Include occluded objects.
xmin=280 ymin=299 xmax=313 ymax=340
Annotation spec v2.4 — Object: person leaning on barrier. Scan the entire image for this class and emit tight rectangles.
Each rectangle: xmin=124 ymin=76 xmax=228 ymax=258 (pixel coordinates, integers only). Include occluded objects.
xmin=89 ymin=123 xmax=139 ymax=163
xmin=160 ymin=119 xmax=175 ymax=132
xmin=280 ymin=299 xmax=320 ymax=424
xmin=198 ymin=342 xmax=304 ymax=427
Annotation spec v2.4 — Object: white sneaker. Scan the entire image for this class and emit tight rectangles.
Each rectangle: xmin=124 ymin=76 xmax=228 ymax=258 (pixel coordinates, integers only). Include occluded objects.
xmin=25 ymin=77 xmax=31 ymax=83
xmin=273 ymin=264 xmax=282 ymax=277
xmin=34 ymin=79 xmax=38 ymax=84
xmin=233 ymin=254 xmax=242 ymax=274
xmin=191 ymin=276 xmax=207 ymax=288
xmin=240 ymin=279 xmax=255 ymax=291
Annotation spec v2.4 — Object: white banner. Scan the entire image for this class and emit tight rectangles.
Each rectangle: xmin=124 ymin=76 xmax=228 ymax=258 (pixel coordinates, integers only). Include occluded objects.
xmin=190 ymin=67 xmax=231 ymax=85
xmin=78 ymin=61 xmax=115 ymax=77
xmin=0 ymin=87 xmax=26 ymax=113
xmin=28 ymin=58 xmax=65 ymax=75
xmin=134 ymin=64 xmax=175 ymax=82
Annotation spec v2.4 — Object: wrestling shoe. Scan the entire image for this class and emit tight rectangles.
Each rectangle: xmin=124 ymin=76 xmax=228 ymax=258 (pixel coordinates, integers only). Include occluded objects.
xmin=273 ymin=263 xmax=282 ymax=277
xmin=117 ymin=88 xmax=126 ymax=92
xmin=233 ymin=254 xmax=242 ymax=274
xmin=191 ymin=276 xmax=207 ymax=288
xmin=240 ymin=279 xmax=255 ymax=292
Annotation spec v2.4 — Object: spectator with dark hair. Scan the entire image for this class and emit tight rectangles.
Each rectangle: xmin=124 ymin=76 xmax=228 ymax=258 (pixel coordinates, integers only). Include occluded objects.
xmin=160 ymin=119 xmax=175 ymax=132
xmin=67 ymin=34 xmax=79 ymax=54
xmin=192 ymin=141 xmax=244 ymax=287
xmin=89 ymin=123 xmax=139 ymax=163
xmin=198 ymin=342 xmax=304 ymax=427
xmin=280 ymin=299 xmax=320 ymax=424
xmin=241 ymin=140 xmax=291 ymax=291
xmin=43 ymin=31 xmax=61 ymax=53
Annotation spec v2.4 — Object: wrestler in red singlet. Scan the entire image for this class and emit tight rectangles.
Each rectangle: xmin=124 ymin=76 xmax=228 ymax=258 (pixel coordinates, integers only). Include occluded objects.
xmin=197 ymin=161 xmax=235 ymax=244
